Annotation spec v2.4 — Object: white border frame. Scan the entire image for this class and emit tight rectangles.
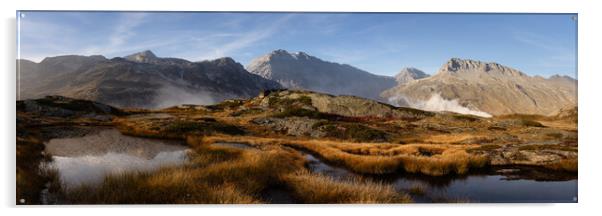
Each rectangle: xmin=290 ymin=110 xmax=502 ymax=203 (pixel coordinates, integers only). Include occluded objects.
xmin=2 ymin=0 xmax=601 ymax=215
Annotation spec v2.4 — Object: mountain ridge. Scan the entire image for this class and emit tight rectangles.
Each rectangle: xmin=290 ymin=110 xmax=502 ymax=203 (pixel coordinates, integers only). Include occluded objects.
xmin=18 ymin=51 xmax=282 ymax=108
xmin=246 ymin=49 xmax=397 ymax=101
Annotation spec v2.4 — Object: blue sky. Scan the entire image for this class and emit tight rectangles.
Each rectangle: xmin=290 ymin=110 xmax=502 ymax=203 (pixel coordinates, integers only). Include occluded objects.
xmin=17 ymin=12 xmax=577 ymax=78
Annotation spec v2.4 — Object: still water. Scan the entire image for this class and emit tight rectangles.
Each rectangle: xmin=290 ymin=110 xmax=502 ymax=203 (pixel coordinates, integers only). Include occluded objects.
xmin=303 ymin=153 xmax=577 ymax=203
xmin=42 ymin=129 xmax=190 ymax=187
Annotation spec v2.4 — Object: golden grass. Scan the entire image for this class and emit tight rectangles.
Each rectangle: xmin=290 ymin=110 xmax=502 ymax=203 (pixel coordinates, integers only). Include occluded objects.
xmin=113 ymin=116 xmax=244 ymax=140
xmin=422 ymin=133 xmax=493 ymax=144
xmin=281 ymin=170 xmax=411 ymax=203
xmin=407 ymin=184 xmax=426 ymax=196
xmin=198 ymin=135 xmax=489 ymax=176
xmin=545 ymin=158 xmax=578 ymax=173
xmin=61 ymin=145 xmax=305 ymax=204
xmin=113 ymin=117 xmax=176 ymax=138
xmin=538 ymin=120 xmax=578 ymax=131
xmin=64 ymin=168 xmax=261 ymax=204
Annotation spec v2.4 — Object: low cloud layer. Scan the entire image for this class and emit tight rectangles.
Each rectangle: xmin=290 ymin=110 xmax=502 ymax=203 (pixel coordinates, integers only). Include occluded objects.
xmin=388 ymin=93 xmax=492 ymax=117
xmin=153 ymin=85 xmax=217 ymax=109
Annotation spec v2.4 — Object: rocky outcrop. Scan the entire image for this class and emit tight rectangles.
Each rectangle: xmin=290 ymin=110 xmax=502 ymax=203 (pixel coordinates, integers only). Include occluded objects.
xmin=16 ymin=95 xmax=123 ymax=122
xmin=257 ymin=90 xmax=435 ymax=120
xmin=484 ymin=145 xmax=577 ymax=167
xmin=252 ymin=117 xmax=325 ymax=137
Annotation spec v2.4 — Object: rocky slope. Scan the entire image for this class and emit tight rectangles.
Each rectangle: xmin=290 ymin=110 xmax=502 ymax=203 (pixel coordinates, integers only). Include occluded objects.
xmin=382 ymin=58 xmax=577 ymax=116
xmin=246 ymin=49 xmax=396 ymax=101
xmin=17 ymin=51 xmax=282 ymax=108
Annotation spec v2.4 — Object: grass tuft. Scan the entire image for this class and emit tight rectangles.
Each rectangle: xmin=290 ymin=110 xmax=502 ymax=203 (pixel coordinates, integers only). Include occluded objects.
xmin=281 ymin=171 xmax=411 ymax=203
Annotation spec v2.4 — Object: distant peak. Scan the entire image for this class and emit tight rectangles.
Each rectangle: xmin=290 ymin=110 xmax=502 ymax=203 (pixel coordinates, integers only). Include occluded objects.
xmin=125 ymin=50 xmax=159 ymax=63
xmin=395 ymin=67 xmax=429 ymax=84
xmin=399 ymin=67 xmax=427 ymax=75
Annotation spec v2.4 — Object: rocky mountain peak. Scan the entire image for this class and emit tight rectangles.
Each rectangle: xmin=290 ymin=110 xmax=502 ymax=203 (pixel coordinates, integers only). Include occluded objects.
xmin=208 ymin=57 xmax=243 ymax=69
xmin=271 ymin=49 xmax=290 ymax=55
xmin=125 ymin=50 xmax=159 ymax=63
xmin=247 ymin=50 xmax=397 ymax=101
xmin=212 ymin=56 xmax=235 ymax=64
xmin=395 ymin=67 xmax=429 ymax=84
xmin=268 ymin=49 xmax=294 ymax=59
xmin=440 ymin=58 xmax=525 ymax=77
xmin=265 ymin=49 xmax=315 ymax=61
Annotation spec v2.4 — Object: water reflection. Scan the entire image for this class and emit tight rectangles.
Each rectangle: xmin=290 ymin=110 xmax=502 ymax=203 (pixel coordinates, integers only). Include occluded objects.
xmin=304 ymin=154 xmax=355 ymax=180
xmin=43 ymin=129 xmax=189 ymax=187
xmin=301 ymin=151 xmax=577 ymax=203
xmin=392 ymin=174 xmax=577 ymax=203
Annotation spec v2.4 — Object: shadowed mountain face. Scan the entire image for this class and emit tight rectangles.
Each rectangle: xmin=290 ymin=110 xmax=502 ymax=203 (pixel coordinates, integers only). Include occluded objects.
xmin=17 ymin=51 xmax=282 ymax=108
xmin=382 ymin=58 xmax=577 ymax=116
xmin=246 ymin=49 xmax=397 ymax=101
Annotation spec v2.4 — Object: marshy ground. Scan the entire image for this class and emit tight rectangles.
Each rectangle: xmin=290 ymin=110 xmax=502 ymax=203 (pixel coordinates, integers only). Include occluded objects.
xmin=16 ymin=91 xmax=578 ymax=204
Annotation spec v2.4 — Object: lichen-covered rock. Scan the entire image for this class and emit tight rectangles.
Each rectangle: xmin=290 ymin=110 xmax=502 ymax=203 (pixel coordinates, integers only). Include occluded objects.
xmin=252 ymin=117 xmax=325 ymax=137
xmin=485 ymin=146 xmax=577 ymax=166
xmin=260 ymin=90 xmax=434 ymax=120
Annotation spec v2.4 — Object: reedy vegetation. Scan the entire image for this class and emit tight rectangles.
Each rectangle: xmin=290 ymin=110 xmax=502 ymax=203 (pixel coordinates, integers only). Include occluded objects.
xmin=199 ymin=135 xmax=489 ymax=176
xmin=57 ymin=143 xmax=412 ymax=204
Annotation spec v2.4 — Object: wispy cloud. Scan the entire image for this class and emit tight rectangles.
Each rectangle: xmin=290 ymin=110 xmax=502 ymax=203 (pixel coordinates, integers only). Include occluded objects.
xmin=110 ymin=13 xmax=148 ymax=49
xmin=512 ymin=30 xmax=576 ymax=76
xmin=82 ymin=13 xmax=149 ymax=55
xmin=513 ymin=31 xmax=570 ymax=52
xmin=18 ymin=16 xmax=79 ymax=61
xmin=198 ymin=14 xmax=297 ymax=60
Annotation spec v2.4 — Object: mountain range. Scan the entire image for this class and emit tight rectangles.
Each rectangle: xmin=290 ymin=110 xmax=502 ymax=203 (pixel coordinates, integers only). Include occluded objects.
xmin=17 ymin=50 xmax=577 ymax=116
xmin=18 ymin=50 xmax=281 ymax=108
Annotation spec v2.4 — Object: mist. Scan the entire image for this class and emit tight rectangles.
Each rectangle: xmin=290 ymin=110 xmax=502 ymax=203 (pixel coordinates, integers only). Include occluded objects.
xmin=153 ymin=85 xmax=217 ymax=109
xmin=388 ymin=93 xmax=492 ymax=118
